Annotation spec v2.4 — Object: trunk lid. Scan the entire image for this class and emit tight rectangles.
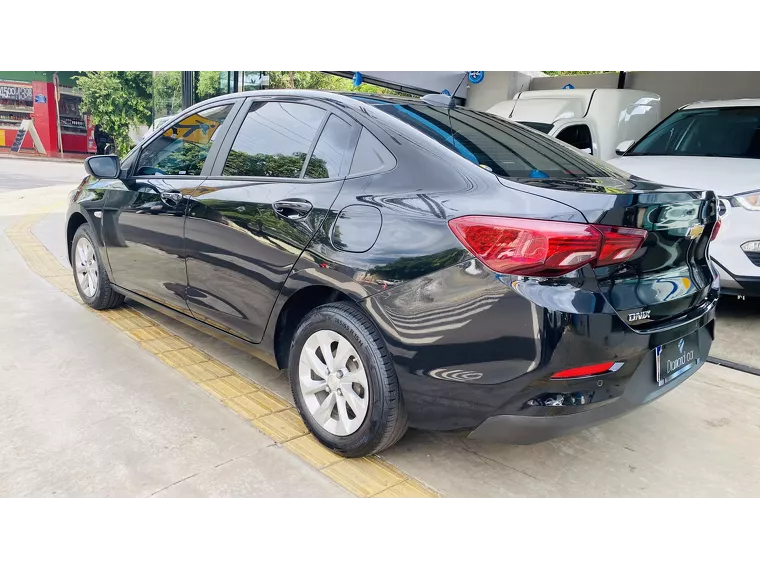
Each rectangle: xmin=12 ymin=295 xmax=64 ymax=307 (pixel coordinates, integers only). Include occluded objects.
xmin=499 ymin=176 xmax=720 ymax=329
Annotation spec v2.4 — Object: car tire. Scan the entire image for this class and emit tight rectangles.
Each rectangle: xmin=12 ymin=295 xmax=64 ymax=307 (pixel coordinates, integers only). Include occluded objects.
xmin=71 ymin=224 xmax=124 ymax=310
xmin=288 ymin=301 xmax=408 ymax=458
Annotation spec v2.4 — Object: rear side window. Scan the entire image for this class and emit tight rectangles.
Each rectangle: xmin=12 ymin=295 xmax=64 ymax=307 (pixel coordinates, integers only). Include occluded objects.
xmin=556 ymin=124 xmax=593 ymax=154
xmin=222 ymin=102 xmax=326 ymax=178
xmin=349 ymin=128 xmax=395 ymax=176
xmin=375 ymin=103 xmax=609 ymax=179
xmin=305 ymin=115 xmax=353 ymax=179
xmin=136 ymin=104 xmax=233 ymax=176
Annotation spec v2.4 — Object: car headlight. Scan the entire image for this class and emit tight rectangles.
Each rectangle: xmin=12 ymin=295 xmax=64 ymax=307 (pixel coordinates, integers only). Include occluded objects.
xmin=734 ymin=191 xmax=760 ymax=211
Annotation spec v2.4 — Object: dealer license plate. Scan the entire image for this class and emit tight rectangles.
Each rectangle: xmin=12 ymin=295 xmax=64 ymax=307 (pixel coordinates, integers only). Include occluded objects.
xmin=656 ymin=332 xmax=701 ymax=387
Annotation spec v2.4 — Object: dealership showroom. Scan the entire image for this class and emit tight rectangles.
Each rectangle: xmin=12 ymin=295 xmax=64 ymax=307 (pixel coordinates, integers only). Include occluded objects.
xmin=3 ymin=69 xmax=760 ymax=503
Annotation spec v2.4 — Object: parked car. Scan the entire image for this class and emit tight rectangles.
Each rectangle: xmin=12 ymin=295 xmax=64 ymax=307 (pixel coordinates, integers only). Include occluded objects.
xmin=487 ymin=88 xmax=661 ymax=160
xmin=608 ymin=99 xmax=760 ymax=297
xmin=66 ymin=91 xmax=719 ymax=457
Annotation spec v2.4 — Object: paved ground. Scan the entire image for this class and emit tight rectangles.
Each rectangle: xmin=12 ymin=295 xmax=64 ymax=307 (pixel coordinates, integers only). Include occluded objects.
xmin=0 ymin=156 xmax=85 ymax=193
xmin=1 ymin=159 xmax=759 ymax=497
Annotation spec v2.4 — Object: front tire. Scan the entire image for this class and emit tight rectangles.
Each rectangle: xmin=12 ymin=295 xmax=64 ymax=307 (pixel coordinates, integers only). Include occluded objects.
xmin=71 ymin=224 xmax=124 ymax=310
xmin=288 ymin=302 xmax=408 ymax=458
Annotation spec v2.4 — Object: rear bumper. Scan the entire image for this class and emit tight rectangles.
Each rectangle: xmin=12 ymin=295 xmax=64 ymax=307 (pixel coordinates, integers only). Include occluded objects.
xmin=468 ymin=324 xmax=713 ymax=444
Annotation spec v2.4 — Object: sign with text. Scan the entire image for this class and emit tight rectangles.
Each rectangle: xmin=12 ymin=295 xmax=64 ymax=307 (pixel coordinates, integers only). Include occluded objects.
xmin=0 ymin=83 xmax=33 ymax=102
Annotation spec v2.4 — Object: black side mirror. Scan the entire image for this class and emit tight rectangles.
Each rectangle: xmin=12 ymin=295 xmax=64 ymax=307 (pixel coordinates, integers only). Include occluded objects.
xmin=85 ymin=155 xmax=120 ymax=179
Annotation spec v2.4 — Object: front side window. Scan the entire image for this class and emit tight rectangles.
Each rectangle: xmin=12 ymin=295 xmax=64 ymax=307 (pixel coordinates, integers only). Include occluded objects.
xmin=556 ymin=124 xmax=593 ymax=154
xmin=222 ymin=102 xmax=326 ymax=178
xmin=374 ymin=103 xmax=609 ymax=179
xmin=136 ymin=104 xmax=233 ymax=176
xmin=628 ymin=106 xmax=760 ymax=158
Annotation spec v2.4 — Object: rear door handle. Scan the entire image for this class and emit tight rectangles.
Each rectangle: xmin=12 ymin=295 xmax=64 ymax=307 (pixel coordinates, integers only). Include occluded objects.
xmin=273 ymin=199 xmax=313 ymax=219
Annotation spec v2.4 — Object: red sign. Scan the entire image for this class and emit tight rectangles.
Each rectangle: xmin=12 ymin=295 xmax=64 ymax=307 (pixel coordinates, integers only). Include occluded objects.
xmin=85 ymin=115 xmax=96 ymax=154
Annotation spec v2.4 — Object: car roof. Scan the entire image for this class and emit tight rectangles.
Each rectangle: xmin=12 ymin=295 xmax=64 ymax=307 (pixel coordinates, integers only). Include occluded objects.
xmin=187 ymin=89 xmax=425 ymax=112
xmin=681 ymin=98 xmax=760 ymax=110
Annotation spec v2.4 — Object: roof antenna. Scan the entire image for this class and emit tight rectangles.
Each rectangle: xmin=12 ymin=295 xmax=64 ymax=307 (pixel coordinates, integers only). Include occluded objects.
xmin=421 ymin=71 xmax=468 ymax=108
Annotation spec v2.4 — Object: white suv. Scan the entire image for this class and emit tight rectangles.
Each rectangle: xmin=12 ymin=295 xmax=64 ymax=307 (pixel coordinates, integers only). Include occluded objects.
xmin=608 ymin=99 xmax=760 ymax=297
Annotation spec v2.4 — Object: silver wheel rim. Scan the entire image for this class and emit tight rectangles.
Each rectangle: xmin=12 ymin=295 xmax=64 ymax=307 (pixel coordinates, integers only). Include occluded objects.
xmin=75 ymin=236 xmax=99 ymax=298
xmin=298 ymin=329 xmax=369 ymax=436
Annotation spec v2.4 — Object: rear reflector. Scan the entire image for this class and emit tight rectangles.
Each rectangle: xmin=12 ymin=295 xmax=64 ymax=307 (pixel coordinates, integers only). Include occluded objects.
xmin=710 ymin=218 xmax=722 ymax=241
xmin=551 ymin=362 xmax=616 ymax=379
xmin=448 ymin=216 xmax=647 ymax=277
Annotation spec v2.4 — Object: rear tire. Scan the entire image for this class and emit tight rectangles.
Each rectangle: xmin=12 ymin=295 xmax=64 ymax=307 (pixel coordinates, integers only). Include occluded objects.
xmin=71 ymin=224 xmax=124 ymax=310
xmin=288 ymin=301 xmax=408 ymax=458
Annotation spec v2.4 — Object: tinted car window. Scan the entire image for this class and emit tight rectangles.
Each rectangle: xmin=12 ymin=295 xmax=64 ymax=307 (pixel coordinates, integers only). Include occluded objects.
xmin=348 ymin=128 xmax=395 ymax=176
xmin=223 ymin=102 xmax=326 ymax=178
xmin=519 ymin=121 xmax=554 ymax=134
xmin=628 ymin=106 xmax=760 ymax=158
xmin=304 ymin=115 xmax=353 ymax=179
xmin=375 ymin=103 xmax=609 ymax=179
xmin=136 ymin=104 xmax=233 ymax=176
xmin=556 ymin=124 xmax=593 ymax=154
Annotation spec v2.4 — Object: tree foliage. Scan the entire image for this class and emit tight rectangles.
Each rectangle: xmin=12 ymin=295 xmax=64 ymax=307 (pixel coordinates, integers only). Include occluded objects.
xmin=223 ymin=150 xmax=328 ymax=179
xmin=267 ymin=72 xmax=411 ymax=96
xmin=542 ymin=71 xmax=615 ymax=76
xmin=75 ymin=71 xmax=152 ymax=157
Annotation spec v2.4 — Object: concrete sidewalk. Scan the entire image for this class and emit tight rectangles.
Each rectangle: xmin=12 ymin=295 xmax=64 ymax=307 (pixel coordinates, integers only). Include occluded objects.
xmin=0 ymin=200 xmax=349 ymax=497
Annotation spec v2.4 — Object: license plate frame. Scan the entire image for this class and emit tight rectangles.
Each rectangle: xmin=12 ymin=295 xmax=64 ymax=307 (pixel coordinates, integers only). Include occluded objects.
xmin=655 ymin=331 xmax=701 ymax=387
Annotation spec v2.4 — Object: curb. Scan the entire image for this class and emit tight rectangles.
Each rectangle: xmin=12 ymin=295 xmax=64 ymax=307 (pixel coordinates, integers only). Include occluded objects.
xmin=0 ymin=153 xmax=85 ymax=164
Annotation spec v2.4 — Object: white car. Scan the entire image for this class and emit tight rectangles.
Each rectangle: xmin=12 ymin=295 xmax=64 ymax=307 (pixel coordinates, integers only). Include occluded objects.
xmin=608 ymin=99 xmax=760 ymax=297
xmin=486 ymin=88 xmax=661 ymax=160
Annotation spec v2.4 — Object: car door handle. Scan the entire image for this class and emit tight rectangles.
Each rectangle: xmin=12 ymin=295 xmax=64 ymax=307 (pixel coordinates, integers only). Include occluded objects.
xmin=273 ymin=199 xmax=313 ymax=219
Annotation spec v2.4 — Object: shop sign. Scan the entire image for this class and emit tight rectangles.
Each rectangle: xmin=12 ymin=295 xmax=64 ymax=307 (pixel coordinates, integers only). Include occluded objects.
xmin=34 ymin=94 xmax=47 ymax=104
xmin=0 ymin=83 xmax=33 ymax=102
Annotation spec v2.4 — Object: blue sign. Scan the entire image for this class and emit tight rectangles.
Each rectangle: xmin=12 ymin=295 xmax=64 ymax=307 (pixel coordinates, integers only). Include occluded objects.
xmin=352 ymin=72 xmax=363 ymax=87
xmin=441 ymin=89 xmax=451 ymax=96
xmin=34 ymin=94 xmax=47 ymax=103
xmin=468 ymin=71 xmax=485 ymax=84
xmin=562 ymin=83 xmax=575 ymax=90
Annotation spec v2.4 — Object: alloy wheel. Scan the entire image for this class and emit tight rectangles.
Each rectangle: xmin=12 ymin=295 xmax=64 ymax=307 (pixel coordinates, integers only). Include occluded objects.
xmin=298 ymin=329 xmax=369 ymax=436
xmin=75 ymin=236 xmax=99 ymax=298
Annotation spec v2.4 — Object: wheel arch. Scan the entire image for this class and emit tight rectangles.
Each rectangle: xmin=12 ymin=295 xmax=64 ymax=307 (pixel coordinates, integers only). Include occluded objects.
xmin=66 ymin=211 xmax=89 ymax=264
xmin=271 ymin=284 xmax=356 ymax=369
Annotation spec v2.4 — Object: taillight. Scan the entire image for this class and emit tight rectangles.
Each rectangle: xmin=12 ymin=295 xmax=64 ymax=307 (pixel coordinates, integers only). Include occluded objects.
xmin=448 ymin=216 xmax=647 ymax=277
xmin=710 ymin=218 xmax=722 ymax=241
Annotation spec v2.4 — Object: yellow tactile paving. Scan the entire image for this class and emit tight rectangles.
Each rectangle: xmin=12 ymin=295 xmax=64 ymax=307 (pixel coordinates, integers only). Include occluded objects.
xmin=253 ymin=409 xmax=309 ymax=443
xmin=156 ymin=347 xmax=209 ymax=368
xmin=284 ymin=434 xmax=344 ymax=469
xmin=373 ymin=479 xmax=439 ymax=498
xmin=322 ymin=457 xmax=407 ymax=498
xmin=140 ymin=336 xmax=192 ymax=354
xmin=4 ymin=211 xmax=442 ymax=498
xmin=126 ymin=326 xmax=171 ymax=342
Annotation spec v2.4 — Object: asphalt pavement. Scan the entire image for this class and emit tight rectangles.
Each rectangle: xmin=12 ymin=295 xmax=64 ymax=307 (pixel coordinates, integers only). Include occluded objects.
xmin=0 ymin=156 xmax=85 ymax=192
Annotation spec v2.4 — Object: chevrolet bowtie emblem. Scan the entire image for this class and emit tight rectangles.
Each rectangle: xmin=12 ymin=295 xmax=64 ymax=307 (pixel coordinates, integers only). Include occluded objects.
xmin=686 ymin=223 xmax=705 ymax=240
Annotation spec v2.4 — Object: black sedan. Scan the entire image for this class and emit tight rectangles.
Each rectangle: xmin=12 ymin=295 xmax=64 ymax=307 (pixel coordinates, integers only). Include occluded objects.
xmin=65 ymin=90 xmax=720 ymax=457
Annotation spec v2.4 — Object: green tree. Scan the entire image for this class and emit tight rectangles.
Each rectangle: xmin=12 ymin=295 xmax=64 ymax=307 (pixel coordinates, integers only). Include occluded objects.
xmin=197 ymin=71 xmax=225 ymax=100
xmin=543 ymin=71 xmax=615 ymax=76
xmin=76 ymin=71 xmax=152 ymax=156
xmin=152 ymin=71 xmax=182 ymax=118
xmin=267 ymin=71 xmax=413 ymax=97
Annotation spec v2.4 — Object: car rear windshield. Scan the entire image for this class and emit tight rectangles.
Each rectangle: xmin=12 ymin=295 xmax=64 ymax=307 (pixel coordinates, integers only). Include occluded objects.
xmin=628 ymin=106 xmax=760 ymax=158
xmin=374 ymin=103 xmax=608 ymax=179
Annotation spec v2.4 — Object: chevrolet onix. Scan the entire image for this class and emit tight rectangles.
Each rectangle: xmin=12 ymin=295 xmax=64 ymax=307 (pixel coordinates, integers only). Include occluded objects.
xmin=66 ymin=91 xmax=720 ymax=457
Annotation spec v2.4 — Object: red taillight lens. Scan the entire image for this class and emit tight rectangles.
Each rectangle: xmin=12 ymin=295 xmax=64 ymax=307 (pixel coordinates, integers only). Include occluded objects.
xmin=710 ymin=218 xmax=722 ymax=241
xmin=594 ymin=225 xmax=649 ymax=267
xmin=448 ymin=216 xmax=647 ymax=277
xmin=551 ymin=362 xmax=616 ymax=379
